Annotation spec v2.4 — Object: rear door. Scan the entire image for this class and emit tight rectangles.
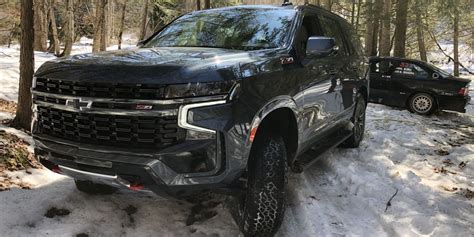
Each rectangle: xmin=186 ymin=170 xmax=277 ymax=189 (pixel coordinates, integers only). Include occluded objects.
xmin=369 ymin=59 xmax=398 ymax=105
xmin=388 ymin=61 xmax=430 ymax=106
xmin=318 ymin=15 xmax=354 ymax=120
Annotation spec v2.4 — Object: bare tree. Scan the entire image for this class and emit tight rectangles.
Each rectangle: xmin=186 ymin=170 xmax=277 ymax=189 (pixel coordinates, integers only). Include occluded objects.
xmin=118 ymin=0 xmax=127 ymax=49
xmin=60 ymin=0 xmax=74 ymax=56
xmin=364 ymin=0 xmax=382 ymax=56
xmin=196 ymin=0 xmax=201 ymax=10
xmin=364 ymin=0 xmax=374 ymax=56
xmin=452 ymin=0 xmax=459 ymax=76
xmin=393 ymin=0 xmax=409 ymax=57
xmin=379 ymin=0 xmax=391 ymax=56
xmin=33 ymin=0 xmax=48 ymax=51
xmin=92 ymin=0 xmax=105 ymax=52
xmin=47 ymin=0 xmax=60 ymax=56
xmin=100 ymin=0 xmax=109 ymax=51
xmin=355 ymin=0 xmax=361 ymax=31
xmin=204 ymin=0 xmax=210 ymax=9
xmin=139 ymin=0 xmax=149 ymax=40
xmin=14 ymin=0 xmax=35 ymax=130
xmin=414 ymin=0 xmax=427 ymax=61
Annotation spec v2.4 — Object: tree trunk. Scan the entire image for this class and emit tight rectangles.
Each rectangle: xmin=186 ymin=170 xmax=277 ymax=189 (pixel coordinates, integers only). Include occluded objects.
xmin=33 ymin=0 xmax=48 ymax=51
xmin=139 ymin=0 xmax=149 ymax=40
xmin=355 ymin=0 xmax=361 ymax=31
xmin=393 ymin=0 xmax=408 ymax=57
xmin=92 ymin=0 xmax=104 ymax=52
xmin=370 ymin=0 xmax=383 ymax=56
xmin=196 ymin=0 xmax=201 ymax=10
xmin=414 ymin=0 xmax=427 ymax=61
xmin=204 ymin=0 xmax=210 ymax=9
xmin=351 ymin=0 xmax=356 ymax=25
xmin=100 ymin=0 xmax=109 ymax=51
xmin=118 ymin=0 xmax=127 ymax=50
xmin=453 ymin=2 xmax=459 ymax=76
xmin=14 ymin=0 xmax=35 ymax=130
xmin=364 ymin=0 xmax=374 ymax=56
xmin=60 ymin=0 xmax=74 ymax=56
xmin=47 ymin=0 xmax=60 ymax=56
xmin=324 ymin=0 xmax=332 ymax=11
xmin=379 ymin=0 xmax=391 ymax=56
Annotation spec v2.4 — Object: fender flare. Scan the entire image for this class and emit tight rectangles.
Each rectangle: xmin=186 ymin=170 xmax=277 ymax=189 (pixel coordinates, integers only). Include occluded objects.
xmin=240 ymin=96 xmax=299 ymax=167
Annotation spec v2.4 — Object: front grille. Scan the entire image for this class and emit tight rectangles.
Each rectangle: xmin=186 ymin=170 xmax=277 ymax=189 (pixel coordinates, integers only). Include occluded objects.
xmin=35 ymin=78 xmax=167 ymax=99
xmin=36 ymin=107 xmax=186 ymax=149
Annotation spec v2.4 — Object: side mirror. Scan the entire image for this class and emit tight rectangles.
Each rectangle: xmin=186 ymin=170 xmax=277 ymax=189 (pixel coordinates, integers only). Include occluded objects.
xmin=137 ymin=40 xmax=146 ymax=47
xmin=306 ymin=36 xmax=338 ymax=57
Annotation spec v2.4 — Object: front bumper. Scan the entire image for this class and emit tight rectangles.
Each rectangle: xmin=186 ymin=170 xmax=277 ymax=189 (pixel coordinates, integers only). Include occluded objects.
xmin=34 ymin=133 xmax=241 ymax=197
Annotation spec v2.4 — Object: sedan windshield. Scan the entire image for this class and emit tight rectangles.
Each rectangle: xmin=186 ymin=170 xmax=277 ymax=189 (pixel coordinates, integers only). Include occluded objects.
xmin=144 ymin=8 xmax=295 ymax=51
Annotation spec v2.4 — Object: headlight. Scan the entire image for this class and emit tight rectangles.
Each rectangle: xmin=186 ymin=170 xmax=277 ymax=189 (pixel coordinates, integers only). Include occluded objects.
xmin=164 ymin=81 xmax=235 ymax=99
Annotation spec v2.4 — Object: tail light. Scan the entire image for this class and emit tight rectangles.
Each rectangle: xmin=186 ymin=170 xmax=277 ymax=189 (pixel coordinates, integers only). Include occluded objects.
xmin=458 ymin=87 xmax=469 ymax=96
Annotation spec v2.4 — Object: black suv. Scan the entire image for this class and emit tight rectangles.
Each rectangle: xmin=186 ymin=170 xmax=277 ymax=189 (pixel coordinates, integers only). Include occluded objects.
xmin=32 ymin=4 xmax=368 ymax=236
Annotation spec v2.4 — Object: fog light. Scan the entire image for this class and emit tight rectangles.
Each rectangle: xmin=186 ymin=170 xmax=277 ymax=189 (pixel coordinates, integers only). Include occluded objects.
xmin=186 ymin=130 xmax=216 ymax=140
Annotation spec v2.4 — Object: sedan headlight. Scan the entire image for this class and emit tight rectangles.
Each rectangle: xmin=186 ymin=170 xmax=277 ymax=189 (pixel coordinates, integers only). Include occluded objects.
xmin=164 ymin=81 xmax=235 ymax=99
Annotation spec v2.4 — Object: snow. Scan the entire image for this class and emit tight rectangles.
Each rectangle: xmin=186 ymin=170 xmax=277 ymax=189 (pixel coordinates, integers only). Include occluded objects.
xmin=0 ymin=37 xmax=136 ymax=102
xmin=1 ymin=42 xmax=473 ymax=236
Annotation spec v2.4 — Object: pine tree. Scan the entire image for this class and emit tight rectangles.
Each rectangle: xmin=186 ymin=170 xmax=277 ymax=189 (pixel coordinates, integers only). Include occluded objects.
xmin=393 ymin=0 xmax=409 ymax=57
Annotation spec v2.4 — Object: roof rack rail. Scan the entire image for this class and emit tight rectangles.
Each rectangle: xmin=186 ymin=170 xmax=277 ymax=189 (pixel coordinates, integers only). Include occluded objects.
xmin=282 ymin=0 xmax=293 ymax=6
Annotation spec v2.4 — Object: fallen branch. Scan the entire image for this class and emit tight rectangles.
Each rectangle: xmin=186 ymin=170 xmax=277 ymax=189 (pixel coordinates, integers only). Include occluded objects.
xmin=427 ymin=29 xmax=473 ymax=75
xmin=0 ymin=51 xmax=12 ymax=57
xmin=385 ymin=188 xmax=399 ymax=212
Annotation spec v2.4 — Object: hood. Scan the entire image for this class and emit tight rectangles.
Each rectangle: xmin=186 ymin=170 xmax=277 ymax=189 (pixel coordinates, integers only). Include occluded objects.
xmin=35 ymin=47 xmax=270 ymax=84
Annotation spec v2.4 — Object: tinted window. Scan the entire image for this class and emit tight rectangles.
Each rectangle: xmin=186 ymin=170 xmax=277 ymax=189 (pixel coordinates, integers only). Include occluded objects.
xmin=319 ymin=16 xmax=348 ymax=55
xmin=393 ymin=62 xmax=428 ymax=79
xmin=144 ymin=9 xmax=296 ymax=51
xmin=373 ymin=61 xmax=429 ymax=80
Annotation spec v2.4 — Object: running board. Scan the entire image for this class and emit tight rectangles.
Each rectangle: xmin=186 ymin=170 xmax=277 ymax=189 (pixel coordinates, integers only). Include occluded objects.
xmin=291 ymin=122 xmax=354 ymax=173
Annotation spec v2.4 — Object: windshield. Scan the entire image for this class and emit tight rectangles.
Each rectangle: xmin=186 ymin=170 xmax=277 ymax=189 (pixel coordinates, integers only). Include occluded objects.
xmin=144 ymin=8 xmax=296 ymax=51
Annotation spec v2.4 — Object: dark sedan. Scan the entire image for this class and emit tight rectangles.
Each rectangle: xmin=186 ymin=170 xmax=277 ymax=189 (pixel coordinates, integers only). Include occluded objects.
xmin=369 ymin=56 xmax=471 ymax=114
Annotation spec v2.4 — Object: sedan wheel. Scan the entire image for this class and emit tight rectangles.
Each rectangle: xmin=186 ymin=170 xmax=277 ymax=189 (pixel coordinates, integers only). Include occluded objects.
xmin=410 ymin=93 xmax=435 ymax=115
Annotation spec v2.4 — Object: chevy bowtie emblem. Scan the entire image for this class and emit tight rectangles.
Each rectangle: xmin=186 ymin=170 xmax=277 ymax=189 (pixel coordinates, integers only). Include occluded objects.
xmin=65 ymin=98 xmax=92 ymax=111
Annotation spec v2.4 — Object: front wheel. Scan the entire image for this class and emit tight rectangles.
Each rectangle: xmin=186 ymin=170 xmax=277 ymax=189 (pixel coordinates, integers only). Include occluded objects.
xmin=233 ymin=135 xmax=287 ymax=237
xmin=341 ymin=95 xmax=366 ymax=148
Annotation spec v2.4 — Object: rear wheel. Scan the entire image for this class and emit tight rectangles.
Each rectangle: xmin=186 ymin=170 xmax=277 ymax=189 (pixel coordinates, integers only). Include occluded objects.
xmin=232 ymin=135 xmax=287 ymax=237
xmin=409 ymin=93 xmax=435 ymax=115
xmin=341 ymin=95 xmax=366 ymax=148
xmin=74 ymin=180 xmax=116 ymax=195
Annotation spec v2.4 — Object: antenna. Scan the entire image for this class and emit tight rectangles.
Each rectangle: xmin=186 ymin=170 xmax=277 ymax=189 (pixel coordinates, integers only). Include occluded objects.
xmin=282 ymin=0 xmax=292 ymax=6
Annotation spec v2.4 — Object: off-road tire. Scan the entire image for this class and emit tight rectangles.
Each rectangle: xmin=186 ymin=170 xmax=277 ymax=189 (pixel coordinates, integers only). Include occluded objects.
xmin=75 ymin=180 xmax=116 ymax=195
xmin=408 ymin=93 xmax=436 ymax=115
xmin=341 ymin=95 xmax=366 ymax=148
xmin=233 ymin=135 xmax=288 ymax=237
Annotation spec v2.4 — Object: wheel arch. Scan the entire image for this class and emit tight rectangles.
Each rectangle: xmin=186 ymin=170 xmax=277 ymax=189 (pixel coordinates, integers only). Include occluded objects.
xmin=246 ymin=97 xmax=299 ymax=168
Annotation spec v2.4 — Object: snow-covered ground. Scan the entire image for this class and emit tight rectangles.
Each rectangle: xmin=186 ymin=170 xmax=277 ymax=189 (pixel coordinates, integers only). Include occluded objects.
xmin=0 ymin=43 xmax=473 ymax=236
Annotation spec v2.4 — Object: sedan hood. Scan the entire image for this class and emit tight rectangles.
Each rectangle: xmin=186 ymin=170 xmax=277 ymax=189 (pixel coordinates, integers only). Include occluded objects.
xmin=35 ymin=47 xmax=265 ymax=84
